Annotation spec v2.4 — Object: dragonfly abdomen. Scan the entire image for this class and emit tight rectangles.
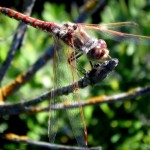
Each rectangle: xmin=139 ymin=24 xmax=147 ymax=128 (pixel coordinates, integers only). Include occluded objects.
xmin=0 ymin=7 xmax=60 ymax=34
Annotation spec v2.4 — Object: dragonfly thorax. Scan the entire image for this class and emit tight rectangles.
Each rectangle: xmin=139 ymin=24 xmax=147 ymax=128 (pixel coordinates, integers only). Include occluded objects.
xmin=58 ymin=23 xmax=109 ymax=62
xmin=86 ymin=39 xmax=109 ymax=62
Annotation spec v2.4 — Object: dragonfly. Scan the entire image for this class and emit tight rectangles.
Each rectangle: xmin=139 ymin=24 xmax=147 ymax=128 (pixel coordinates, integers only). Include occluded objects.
xmin=0 ymin=6 xmax=150 ymax=147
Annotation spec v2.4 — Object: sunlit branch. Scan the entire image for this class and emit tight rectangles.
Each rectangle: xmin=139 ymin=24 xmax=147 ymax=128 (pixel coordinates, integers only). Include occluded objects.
xmin=51 ymin=85 xmax=150 ymax=110
xmin=0 ymin=59 xmax=118 ymax=115
xmin=0 ymin=46 xmax=54 ymax=100
xmin=2 ymin=133 xmax=101 ymax=150
xmin=17 ymin=84 xmax=150 ymax=114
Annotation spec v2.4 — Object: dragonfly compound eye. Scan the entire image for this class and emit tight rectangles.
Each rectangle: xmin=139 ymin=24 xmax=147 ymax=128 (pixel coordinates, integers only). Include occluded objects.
xmin=87 ymin=39 xmax=109 ymax=62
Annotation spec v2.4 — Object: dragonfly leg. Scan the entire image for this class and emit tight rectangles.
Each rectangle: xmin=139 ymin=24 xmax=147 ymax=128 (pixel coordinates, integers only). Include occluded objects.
xmin=68 ymin=51 xmax=83 ymax=64
xmin=68 ymin=51 xmax=89 ymax=76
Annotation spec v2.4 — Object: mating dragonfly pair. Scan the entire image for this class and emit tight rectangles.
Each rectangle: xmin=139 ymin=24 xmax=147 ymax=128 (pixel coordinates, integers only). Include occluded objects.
xmin=0 ymin=6 xmax=150 ymax=147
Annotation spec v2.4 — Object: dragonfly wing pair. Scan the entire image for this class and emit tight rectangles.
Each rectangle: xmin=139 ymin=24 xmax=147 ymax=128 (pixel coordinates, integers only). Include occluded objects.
xmin=79 ymin=22 xmax=150 ymax=45
xmin=48 ymin=36 xmax=87 ymax=146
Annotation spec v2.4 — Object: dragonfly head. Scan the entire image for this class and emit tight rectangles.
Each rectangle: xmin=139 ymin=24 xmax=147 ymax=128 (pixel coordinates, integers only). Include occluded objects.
xmin=87 ymin=39 xmax=109 ymax=62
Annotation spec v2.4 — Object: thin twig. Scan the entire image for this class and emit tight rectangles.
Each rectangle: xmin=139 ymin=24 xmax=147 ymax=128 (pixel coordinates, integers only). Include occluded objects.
xmin=0 ymin=59 xmax=118 ymax=115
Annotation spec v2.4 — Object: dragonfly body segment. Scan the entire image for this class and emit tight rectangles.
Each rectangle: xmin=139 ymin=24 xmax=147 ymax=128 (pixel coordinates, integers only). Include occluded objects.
xmin=0 ymin=7 xmax=61 ymax=35
xmin=0 ymin=6 xmax=109 ymax=62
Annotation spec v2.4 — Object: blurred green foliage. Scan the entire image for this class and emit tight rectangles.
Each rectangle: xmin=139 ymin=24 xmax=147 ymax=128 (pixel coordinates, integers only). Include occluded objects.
xmin=0 ymin=0 xmax=150 ymax=150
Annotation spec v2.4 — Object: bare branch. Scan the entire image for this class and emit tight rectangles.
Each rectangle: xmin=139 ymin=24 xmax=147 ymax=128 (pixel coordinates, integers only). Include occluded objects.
xmin=16 ymin=84 xmax=150 ymax=114
xmin=2 ymin=133 xmax=101 ymax=150
xmin=51 ymin=85 xmax=150 ymax=110
xmin=1 ymin=46 xmax=54 ymax=99
xmin=0 ymin=59 xmax=118 ymax=115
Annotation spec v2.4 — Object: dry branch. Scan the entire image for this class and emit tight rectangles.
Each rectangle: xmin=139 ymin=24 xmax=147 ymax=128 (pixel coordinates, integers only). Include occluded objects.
xmin=0 ymin=59 xmax=118 ymax=115
xmin=14 ymin=84 xmax=150 ymax=114
xmin=2 ymin=133 xmax=101 ymax=150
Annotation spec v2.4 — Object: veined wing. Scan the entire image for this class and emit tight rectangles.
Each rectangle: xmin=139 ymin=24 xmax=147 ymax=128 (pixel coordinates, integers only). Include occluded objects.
xmin=64 ymin=43 xmax=87 ymax=146
xmin=48 ymin=36 xmax=87 ymax=146
xmin=48 ymin=36 xmax=61 ymax=143
xmin=78 ymin=22 xmax=150 ymax=45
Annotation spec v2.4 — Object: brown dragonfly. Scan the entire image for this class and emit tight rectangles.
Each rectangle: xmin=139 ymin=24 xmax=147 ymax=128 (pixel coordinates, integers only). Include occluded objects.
xmin=0 ymin=6 xmax=150 ymax=147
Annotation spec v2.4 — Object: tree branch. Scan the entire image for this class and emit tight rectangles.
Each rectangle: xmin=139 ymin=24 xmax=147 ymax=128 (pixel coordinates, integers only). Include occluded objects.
xmin=0 ymin=59 xmax=118 ymax=115
xmin=13 ymin=84 xmax=150 ymax=114
xmin=75 ymin=0 xmax=107 ymax=23
xmin=2 ymin=133 xmax=101 ymax=150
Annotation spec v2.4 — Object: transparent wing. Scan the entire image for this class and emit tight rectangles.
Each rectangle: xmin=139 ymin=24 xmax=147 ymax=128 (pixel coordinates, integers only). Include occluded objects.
xmin=48 ymin=93 xmax=58 ymax=143
xmin=63 ymin=45 xmax=87 ymax=146
xmin=63 ymin=94 xmax=87 ymax=146
xmin=48 ymin=36 xmax=87 ymax=146
xmin=79 ymin=22 xmax=150 ymax=45
xmin=48 ymin=36 xmax=70 ymax=143
xmin=48 ymin=36 xmax=61 ymax=143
